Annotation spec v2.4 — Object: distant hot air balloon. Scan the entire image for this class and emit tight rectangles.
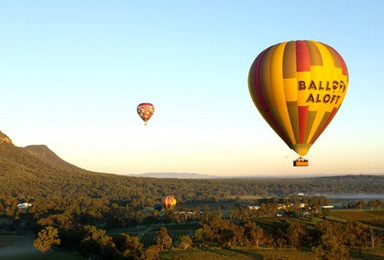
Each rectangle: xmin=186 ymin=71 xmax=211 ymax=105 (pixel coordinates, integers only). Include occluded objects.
xmin=248 ymin=40 xmax=349 ymax=166
xmin=137 ymin=103 xmax=154 ymax=125
xmin=154 ymin=204 xmax=162 ymax=211
xmin=161 ymin=196 xmax=176 ymax=211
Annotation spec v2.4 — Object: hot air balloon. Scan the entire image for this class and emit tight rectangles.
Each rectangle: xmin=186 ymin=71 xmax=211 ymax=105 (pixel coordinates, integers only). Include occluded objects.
xmin=154 ymin=204 xmax=162 ymax=211
xmin=248 ymin=40 xmax=348 ymax=166
xmin=161 ymin=196 xmax=176 ymax=211
xmin=137 ymin=103 xmax=154 ymax=125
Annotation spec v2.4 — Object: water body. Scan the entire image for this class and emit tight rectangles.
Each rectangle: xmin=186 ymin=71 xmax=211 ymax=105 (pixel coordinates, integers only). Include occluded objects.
xmin=317 ymin=194 xmax=384 ymax=200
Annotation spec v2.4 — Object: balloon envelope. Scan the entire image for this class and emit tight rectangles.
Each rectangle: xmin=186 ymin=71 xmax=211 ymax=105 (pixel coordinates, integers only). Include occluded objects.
xmin=248 ymin=40 xmax=348 ymax=156
xmin=137 ymin=103 xmax=154 ymax=125
xmin=161 ymin=196 xmax=176 ymax=211
xmin=154 ymin=204 xmax=162 ymax=211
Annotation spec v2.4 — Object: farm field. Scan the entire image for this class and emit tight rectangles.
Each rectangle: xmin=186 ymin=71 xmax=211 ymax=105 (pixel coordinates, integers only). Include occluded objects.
xmin=331 ymin=210 xmax=384 ymax=229
xmin=106 ymin=222 xmax=199 ymax=246
xmin=140 ymin=223 xmax=198 ymax=246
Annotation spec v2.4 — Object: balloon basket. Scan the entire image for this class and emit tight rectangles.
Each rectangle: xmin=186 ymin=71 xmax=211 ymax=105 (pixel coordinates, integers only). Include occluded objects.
xmin=293 ymin=157 xmax=309 ymax=167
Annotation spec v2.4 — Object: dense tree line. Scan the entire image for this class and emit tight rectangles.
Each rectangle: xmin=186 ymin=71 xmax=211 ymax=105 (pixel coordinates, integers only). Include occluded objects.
xmin=193 ymin=214 xmax=382 ymax=259
xmin=30 ymin=212 xmax=384 ymax=260
xmin=1 ymin=141 xmax=384 ymax=207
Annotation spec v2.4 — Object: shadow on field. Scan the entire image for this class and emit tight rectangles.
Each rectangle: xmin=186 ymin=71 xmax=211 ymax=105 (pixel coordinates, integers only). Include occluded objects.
xmin=227 ymin=248 xmax=264 ymax=259
xmin=0 ymin=235 xmax=39 ymax=260
xmin=350 ymin=249 xmax=384 ymax=260
xmin=0 ymin=235 xmax=82 ymax=260
xmin=201 ymin=247 xmax=264 ymax=260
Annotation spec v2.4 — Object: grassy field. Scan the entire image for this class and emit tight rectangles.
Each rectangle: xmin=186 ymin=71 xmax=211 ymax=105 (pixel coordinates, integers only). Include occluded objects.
xmin=331 ymin=210 xmax=384 ymax=228
xmin=160 ymin=248 xmax=316 ymax=260
xmin=160 ymin=247 xmax=384 ymax=260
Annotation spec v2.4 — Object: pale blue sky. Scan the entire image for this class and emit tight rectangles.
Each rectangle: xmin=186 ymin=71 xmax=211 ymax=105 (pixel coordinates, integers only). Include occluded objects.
xmin=1 ymin=1 xmax=383 ymax=176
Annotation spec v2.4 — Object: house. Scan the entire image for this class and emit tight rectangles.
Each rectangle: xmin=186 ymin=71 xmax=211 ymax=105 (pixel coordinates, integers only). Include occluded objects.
xmin=248 ymin=206 xmax=261 ymax=210
xmin=17 ymin=202 xmax=32 ymax=210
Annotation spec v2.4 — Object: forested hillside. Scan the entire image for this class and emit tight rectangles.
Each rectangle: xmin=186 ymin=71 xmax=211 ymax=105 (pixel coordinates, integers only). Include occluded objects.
xmin=0 ymin=130 xmax=383 ymax=204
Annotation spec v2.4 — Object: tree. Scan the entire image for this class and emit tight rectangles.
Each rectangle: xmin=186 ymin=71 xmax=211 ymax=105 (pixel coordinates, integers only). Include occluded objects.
xmin=220 ymin=227 xmax=236 ymax=248
xmin=345 ymin=221 xmax=371 ymax=256
xmin=179 ymin=235 xmax=192 ymax=250
xmin=369 ymin=229 xmax=377 ymax=249
xmin=80 ymin=225 xmax=116 ymax=259
xmin=356 ymin=200 xmax=366 ymax=210
xmin=233 ymin=224 xmax=245 ymax=246
xmin=155 ymin=227 xmax=172 ymax=251
xmin=376 ymin=199 xmax=383 ymax=210
xmin=266 ymin=202 xmax=278 ymax=217
xmin=313 ymin=222 xmax=350 ymax=260
xmin=287 ymin=222 xmax=306 ymax=249
xmin=308 ymin=196 xmax=323 ymax=215
xmin=144 ymin=245 xmax=159 ymax=260
xmin=203 ymin=204 xmax=211 ymax=221
xmin=193 ymin=228 xmax=206 ymax=247
xmin=113 ymin=233 xmax=143 ymax=259
xmin=33 ymin=226 xmax=61 ymax=256
xmin=217 ymin=207 xmax=222 ymax=218
xmin=243 ymin=220 xmax=264 ymax=248
xmin=368 ymin=200 xmax=378 ymax=210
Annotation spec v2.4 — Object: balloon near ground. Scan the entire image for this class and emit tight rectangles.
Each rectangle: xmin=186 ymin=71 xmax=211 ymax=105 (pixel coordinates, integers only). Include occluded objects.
xmin=154 ymin=203 xmax=162 ymax=211
xmin=248 ymin=40 xmax=348 ymax=165
xmin=161 ymin=196 xmax=176 ymax=211
xmin=137 ymin=103 xmax=155 ymax=125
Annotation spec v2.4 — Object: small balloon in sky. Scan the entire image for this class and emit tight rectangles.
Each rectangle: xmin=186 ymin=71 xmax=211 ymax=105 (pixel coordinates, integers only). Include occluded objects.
xmin=248 ymin=40 xmax=349 ymax=166
xmin=137 ymin=103 xmax=155 ymax=125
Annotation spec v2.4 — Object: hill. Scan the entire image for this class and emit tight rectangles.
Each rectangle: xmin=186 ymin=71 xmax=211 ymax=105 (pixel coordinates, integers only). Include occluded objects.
xmin=23 ymin=144 xmax=81 ymax=171
xmin=0 ymin=131 xmax=12 ymax=144
xmin=0 ymin=130 xmax=117 ymax=199
xmin=0 ymin=130 xmax=384 ymax=203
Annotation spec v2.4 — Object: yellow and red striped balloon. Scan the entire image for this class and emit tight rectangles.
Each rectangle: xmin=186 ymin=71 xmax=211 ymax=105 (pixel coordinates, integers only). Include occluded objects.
xmin=161 ymin=196 xmax=176 ymax=211
xmin=137 ymin=103 xmax=154 ymax=125
xmin=248 ymin=40 xmax=349 ymax=157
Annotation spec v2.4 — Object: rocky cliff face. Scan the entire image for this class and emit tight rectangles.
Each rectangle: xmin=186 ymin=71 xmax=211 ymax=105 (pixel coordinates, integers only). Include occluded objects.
xmin=0 ymin=131 xmax=12 ymax=144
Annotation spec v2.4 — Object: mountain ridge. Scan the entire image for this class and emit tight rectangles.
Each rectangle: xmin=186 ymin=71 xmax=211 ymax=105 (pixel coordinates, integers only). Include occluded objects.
xmin=0 ymin=130 xmax=384 ymax=200
xmin=23 ymin=144 xmax=81 ymax=171
xmin=0 ymin=130 xmax=383 ymax=183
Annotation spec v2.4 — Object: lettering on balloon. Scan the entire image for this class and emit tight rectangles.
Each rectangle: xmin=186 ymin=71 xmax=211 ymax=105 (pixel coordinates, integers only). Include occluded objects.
xmin=298 ymin=80 xmax=346 ymax=105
